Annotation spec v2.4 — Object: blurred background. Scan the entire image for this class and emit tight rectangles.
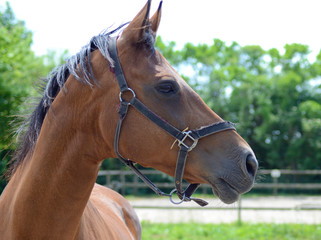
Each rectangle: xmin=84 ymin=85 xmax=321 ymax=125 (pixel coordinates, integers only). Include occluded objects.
xmin=1 ymin=0 xmax=320 ymax=239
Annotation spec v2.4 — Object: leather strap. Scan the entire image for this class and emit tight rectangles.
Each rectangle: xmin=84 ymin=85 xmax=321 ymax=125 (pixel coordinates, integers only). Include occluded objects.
xmin=108 ymin=36 xmax=236 ymax=207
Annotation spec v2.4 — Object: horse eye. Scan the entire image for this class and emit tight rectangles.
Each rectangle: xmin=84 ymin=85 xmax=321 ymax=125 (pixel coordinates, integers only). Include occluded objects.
xmin=156 ymin=81 xmax=178 ymax=95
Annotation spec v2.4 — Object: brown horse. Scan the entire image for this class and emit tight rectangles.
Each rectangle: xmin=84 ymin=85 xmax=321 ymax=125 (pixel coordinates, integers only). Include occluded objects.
xmin=0 ymin=1 xmax=258 ymax=239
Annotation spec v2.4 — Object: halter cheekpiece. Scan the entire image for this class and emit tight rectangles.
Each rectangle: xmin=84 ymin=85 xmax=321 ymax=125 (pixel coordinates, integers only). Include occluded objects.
xmin=108 ymin=37 xmax=236 ymax=207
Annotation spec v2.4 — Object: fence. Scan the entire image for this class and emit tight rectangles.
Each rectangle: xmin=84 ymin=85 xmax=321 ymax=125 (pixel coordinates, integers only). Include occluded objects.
xmin=97 ymin=169 xmax=321 ymax=196
xmin=97 ymin=169 xmax=321 ymax=223
xmin=255 ymin=169 xmax=321 ymax=195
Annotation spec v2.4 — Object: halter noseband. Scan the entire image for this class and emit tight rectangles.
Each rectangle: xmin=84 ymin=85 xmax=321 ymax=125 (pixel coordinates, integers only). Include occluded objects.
xmin=108 ymin=37 xmax=236 ymax=207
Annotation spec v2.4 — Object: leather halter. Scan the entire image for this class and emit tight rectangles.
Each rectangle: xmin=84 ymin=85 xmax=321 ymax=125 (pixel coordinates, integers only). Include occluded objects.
xmin=108 ymin=37 xmax=236 ymax=207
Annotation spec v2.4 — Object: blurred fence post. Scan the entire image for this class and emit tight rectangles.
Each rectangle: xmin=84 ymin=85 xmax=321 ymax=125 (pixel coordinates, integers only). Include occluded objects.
xmin=237 ymin=197 xmax=242 ymax=225
xmin=121 ymin=172 xmax=125 ymax=195
xmin=271 ymin=169 xmax=281 ymax=196
xmin=133 ymin=175 xmax=138 ymax=195
xmin=106 ymin=174 xmax=110 ymax=187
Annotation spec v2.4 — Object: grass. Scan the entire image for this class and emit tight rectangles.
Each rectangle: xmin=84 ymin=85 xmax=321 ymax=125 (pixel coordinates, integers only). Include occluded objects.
xmin=141 ymin=222 xmax=321 ymax=240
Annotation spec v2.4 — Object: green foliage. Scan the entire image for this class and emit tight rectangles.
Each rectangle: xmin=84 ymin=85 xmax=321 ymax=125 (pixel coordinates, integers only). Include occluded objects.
xmin=0 ymin=2 xmax=61 ymax=192
xmin=141 ymin=222 xmax=321 ymax=240
xmin=1 ymin=3 xmax=47 ymax=147
xmin=1 ymin=2 xmax=321 ymax=194
xmin=155 ymin=36 xmax=321 ymax=170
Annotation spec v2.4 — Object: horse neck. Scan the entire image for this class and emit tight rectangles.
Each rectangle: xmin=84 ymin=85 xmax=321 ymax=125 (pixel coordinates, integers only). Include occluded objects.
xmin=3 ymin=69 xmax=117 ymax=238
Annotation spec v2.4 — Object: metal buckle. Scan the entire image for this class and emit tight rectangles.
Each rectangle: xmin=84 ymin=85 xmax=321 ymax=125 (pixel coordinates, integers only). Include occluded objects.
xmin=177 ymin=131 xmax=198 ymax=151
xmin=119 ymin=88 xmax=135 ymax=105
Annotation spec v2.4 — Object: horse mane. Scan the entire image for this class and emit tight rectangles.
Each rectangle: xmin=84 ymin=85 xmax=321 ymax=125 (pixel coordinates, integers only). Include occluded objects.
xmin=5 ymin=24 xmax=129 ymax=179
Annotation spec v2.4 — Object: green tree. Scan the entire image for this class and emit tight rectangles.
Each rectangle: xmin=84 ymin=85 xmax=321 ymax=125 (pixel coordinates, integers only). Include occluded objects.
xmin=155 ymin=37 xmax=321 ymax=170
xmin=0 ymin=2 xmax=59 ymax=192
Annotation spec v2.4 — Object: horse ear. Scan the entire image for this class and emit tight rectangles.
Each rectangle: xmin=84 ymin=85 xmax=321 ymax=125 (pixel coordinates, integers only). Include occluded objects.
xmin=120 ymin=0 xmax=152 ymax=44
xmin=150 ymin=1 xmax=162 ymax=38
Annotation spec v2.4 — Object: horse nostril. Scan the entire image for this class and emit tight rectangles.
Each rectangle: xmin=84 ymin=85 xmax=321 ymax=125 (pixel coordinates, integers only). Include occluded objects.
xmin=245 ymin=154 xmax=258 ymax=178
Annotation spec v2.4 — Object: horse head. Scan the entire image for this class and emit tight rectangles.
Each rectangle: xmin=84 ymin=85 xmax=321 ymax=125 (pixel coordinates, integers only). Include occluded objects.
xmin=92 ymin=0 xmax=258 ymax=204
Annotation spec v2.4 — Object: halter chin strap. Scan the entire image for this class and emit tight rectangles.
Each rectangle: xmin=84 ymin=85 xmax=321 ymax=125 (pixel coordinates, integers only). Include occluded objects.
xmin=108 ymin=37 xmax=236 ymax=207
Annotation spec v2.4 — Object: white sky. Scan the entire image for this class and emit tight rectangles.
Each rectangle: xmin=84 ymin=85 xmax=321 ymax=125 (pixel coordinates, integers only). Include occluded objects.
xmin=2 ymin=0 xmax=321 ymax=58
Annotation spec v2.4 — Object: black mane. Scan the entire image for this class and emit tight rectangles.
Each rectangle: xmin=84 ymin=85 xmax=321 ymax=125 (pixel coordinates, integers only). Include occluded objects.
xmin=6 ymin=25 xmax=128 ymax=178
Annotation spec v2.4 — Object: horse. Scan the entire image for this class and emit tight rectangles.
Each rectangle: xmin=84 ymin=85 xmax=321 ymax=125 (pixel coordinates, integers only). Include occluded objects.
xmin=0 ymin=0 xmax=258 ymax=239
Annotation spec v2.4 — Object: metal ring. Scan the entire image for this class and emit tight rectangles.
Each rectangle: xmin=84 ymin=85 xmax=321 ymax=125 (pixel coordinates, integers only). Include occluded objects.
xmin=119 ymin=88 xmax=136 ymax=104
xmin=169 ymin=189 xmax=186 ymax=205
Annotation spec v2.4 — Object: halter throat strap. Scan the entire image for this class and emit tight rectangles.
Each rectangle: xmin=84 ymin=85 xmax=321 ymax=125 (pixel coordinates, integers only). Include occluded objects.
xmin=108 ymin=37 xmax=236 ymax=207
